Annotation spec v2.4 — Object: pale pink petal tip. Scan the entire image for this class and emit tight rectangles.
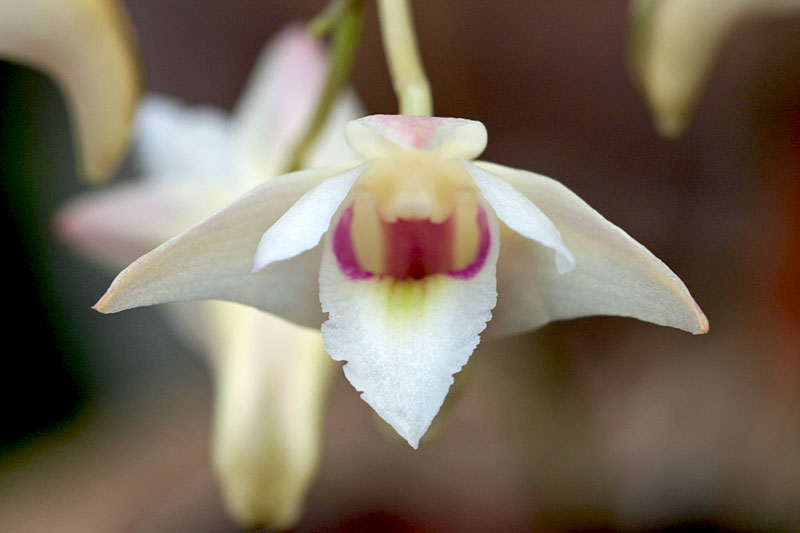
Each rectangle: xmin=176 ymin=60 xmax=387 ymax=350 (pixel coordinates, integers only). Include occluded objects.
xmin=92 ymin=292 xmax=111 ymax=313
xmin=694 ymin=300 xmax=710 ymax=334
xmin=273 ymin=23 xmax=326 ymax=63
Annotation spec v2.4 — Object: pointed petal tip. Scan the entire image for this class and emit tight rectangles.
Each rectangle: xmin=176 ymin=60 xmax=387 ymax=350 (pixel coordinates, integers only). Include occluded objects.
xmin=385 ymin=413 xmax=421 ymax=450
xmin=465 ymin=161 xmax=574 ymax=273
xmin=251 ymin=246 xmax=271 ymax=273
xmin=92 ymin=285 xmax=123 ymax=314
xmin=654 ymin=115 xmax=688 ymax=139
xmin=356 ymin=386 xmax=435 ymax=451
xmin=251 ymin=164 xmax=366 ymax=273
xmin=693 ymin=300 xmax=710 ymax=335
xmin=358 ymin=389 xmax=426 ymax=449
xmin=664 ymin=296 xmax=708 ymax=335
xmin=252 ymin=231 xmax=283 ymax=272
xmin=357 ymin=389 xmax=424 ymax=449
xmin=556 ymin=248 xmax=576 ymax=274
xmin=91 ymin=293 xmax=109 ymax=313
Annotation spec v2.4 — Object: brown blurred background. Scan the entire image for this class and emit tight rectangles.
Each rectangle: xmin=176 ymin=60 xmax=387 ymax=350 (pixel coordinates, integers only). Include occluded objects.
xmin=1 ymin=1 xmax=799 ymax=531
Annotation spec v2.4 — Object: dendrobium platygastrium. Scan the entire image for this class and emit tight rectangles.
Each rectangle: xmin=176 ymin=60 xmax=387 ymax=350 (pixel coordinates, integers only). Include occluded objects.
xmin=96 ymin=113 xmax=709 ymax=448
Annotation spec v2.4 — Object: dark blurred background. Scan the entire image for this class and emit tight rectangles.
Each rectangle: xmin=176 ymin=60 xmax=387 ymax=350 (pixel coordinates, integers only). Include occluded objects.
xmin=1 ymin=1 xmax=799 ymax=531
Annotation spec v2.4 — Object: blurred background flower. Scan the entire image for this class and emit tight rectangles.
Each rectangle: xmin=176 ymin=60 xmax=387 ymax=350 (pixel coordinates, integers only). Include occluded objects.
xmin=629 ymin=0 xmax=800 ymax=137
xmin=1 ymin=1 xmax=799 ymax=531
xmin=54 ymin=22 xmax=361 ymax=529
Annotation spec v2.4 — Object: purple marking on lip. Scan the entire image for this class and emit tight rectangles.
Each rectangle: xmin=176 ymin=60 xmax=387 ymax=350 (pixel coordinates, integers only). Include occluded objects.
xmin=448 ymin=206 xmax=490 ymax=280
xmin=332 ymin=205 xmax=374 ymax=280
xmin=332 ymin=203 xmax=491 ymax=281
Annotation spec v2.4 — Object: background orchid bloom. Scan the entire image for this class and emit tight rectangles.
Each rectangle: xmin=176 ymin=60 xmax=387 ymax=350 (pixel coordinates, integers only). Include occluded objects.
xmin=0 ymin=0 xmax=141 ymax=181
xmin=629 ymin=0 xmax=800 ymax=137
xmin=57 ymin=25 xmax=362 ymax=530
xmin=95 ymin=112 xmax=708 ymax=449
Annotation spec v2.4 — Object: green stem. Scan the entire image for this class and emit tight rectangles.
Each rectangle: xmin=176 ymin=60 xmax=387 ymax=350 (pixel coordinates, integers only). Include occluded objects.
xmin=377 ymin=0 xmax=432 ymax=116
xmin=287 ymin=0 xmax=364 ymax=172
xmin=308 ymin=0 xmax=348 ymax=38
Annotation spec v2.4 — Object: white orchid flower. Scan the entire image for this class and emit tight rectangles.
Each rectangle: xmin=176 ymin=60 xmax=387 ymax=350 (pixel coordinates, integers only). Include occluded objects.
xmin=95 ymin=111 xmax=709 ymax=449
xmin=0 ymin=0 xmax=141 ymax=181
xmin=629 ymin=0 xmax=800 ymax=137
xmin=58 ymin=25 xmax=361 ymax=530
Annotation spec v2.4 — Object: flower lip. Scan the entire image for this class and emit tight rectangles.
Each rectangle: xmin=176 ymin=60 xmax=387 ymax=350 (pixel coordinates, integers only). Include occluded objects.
xmin=332 ymin=203 xmax=491 ymax=281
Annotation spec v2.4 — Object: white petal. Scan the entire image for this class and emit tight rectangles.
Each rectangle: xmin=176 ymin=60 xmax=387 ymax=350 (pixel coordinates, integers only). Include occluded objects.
xmin=134 ymin=94 xmax=235 ymax=180
xmin=475 ymin=161 xmax=709 ymax=336
xmin=464 ymin=161 xmax=575 ymax=273
xmin=253 ymin=164 xmax=366 ymax=270
xmin=55 ymin=180 xmax=236 ymax=269
xmin=344 ymin=114 xmax=487 ymax=159
xmin=94 ymin=164 xmax=360 ymax=327
xmin=210 ymin=303 xmax=331 ymax=530
xmin=232 ymin=24 xmax=362 ymax=181
xmin=0 ymin=0 xmax=141 ymax=181
xmin=319 ymin=204 xmax=500 ymax=448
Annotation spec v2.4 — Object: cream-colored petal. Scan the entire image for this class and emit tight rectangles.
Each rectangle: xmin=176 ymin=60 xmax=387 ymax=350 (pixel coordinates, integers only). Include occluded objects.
xmin=253 ymin=164 xmax=366 ymax=270
xmin=476 ymin=161 xmax=708 ymax=336
xmin=94 ymin=164 xmax=360 ymax=327
xmin=231 ymin=24 xmax=326 ymax=180
xmin=319 ymin=204 xmax=500 ymax=448
xmin=344 ymin=114 xmax=487 ymax=159
xmin=464 ymin=161 xmax=575 ymax=274
xmin=55 ymin=179 xmax=237 ymax=270
xmin=231 ymin=24 xmax=362 ymax=182
xmin=210 ymin=303 xmax=332 ymax=530
xmin=629 ymin=0 xmax=800 ymax=137
xmin=0 ymin=0 xmax=141 ymax=181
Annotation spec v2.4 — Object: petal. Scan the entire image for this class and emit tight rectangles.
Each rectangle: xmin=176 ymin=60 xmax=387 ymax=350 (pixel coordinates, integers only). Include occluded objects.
xmin=134 ymin=94 xmax=235 ymax=180
xmin=319 ymin=203 xmax=500 ymax=448
xmin=344 ymin=114 xmax=487 ymax=159
xmin=475 ymin=161 xmax=709 ymax=336
xmin=210 ymin=303 xmax=331 ymax=530
xmin=231 ymin=24 xmax=362 ymax=180
xmin=0 ymin=0 xmax=141 ymax=181
xmin=463 ymin=161 xmax=575 ymax=274
xmin=628 ymin=0 xmax=800 ymax=137
xmin=253 ymin=164 xmax=367 ymax=270
xmin=55 ymin=180 xmax=236 ymax=269
xmin=94 ymin=164 xmax=360 ymax=327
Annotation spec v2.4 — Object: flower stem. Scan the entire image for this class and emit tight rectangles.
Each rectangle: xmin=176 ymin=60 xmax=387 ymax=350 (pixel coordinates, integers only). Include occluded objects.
xmin=287 ymin=0 xmax=364 ymax=172
xmin=377 ymin=0 xmax=432 ymax=116
xmin=308 ymin=0 xmax=348 ymax=38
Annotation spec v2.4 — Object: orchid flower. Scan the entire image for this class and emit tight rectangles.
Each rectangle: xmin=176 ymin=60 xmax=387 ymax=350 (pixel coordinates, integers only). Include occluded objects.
xmin=629 ymin=0 xmax=800 ymax=137
xmin=57 ymin=25 xmax=361 ymax=530
xmin=95 ymin=111 xmax=709 ymax=449
xmin=0 ymin=0 xmax=140 ymax=181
